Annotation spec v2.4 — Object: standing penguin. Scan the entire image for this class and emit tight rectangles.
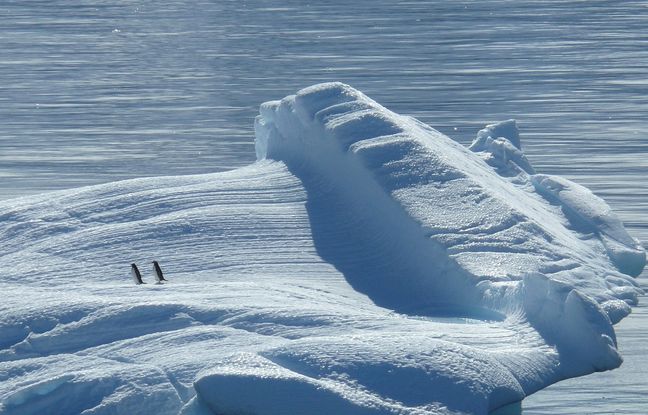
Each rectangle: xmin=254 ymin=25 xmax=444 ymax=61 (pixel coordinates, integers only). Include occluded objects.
xmin=152 ymin=260 xmax=167 ymax=283
xmin=131 ymin=263 xmax=145 ymax=285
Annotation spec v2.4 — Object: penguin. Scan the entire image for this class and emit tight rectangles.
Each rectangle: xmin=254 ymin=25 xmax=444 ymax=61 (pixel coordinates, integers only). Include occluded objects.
xmin=152 ymin=260 xmax=167 ymax=283
xmin=131 ymin=263 xmax=145 ymax=285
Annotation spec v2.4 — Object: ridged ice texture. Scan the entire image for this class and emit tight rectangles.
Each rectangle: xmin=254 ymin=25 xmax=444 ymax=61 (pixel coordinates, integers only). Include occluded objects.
xmin=255 ymin=82 xmax=642 ymax=315
xmin=0 ymin=83 xmax=644 ymax=415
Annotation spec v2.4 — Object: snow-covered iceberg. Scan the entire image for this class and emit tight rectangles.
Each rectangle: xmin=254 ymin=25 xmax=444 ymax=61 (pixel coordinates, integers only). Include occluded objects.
xmin=0 ymin=83 xmax=644 ymax=415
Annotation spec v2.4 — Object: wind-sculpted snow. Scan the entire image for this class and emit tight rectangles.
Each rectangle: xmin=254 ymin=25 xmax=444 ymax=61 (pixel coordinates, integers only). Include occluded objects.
xmin=0 ymin=83 xmax=644 ymax=415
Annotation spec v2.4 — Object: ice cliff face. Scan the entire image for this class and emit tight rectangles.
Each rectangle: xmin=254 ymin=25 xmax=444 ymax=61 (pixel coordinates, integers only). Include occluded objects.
xmin=0 ymin=83 xmax=644 ymax=415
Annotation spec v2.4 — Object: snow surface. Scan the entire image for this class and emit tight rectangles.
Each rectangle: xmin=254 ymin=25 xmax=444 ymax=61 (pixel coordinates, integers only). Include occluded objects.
xmin=0 ymin=83 xmax=644 ymax=415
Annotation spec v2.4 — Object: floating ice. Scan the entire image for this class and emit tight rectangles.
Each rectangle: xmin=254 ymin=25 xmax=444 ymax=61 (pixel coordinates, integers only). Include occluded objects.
xmin=0 ymin=83 xmax=643 ymax=415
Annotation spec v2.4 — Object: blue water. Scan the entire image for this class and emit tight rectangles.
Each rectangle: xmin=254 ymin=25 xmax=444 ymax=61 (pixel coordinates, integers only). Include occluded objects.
xmin=1 ymin=1 xmax=646 ymax=412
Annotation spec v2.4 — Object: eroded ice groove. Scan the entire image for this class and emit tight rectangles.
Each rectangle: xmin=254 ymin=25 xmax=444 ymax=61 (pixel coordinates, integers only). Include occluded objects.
xmin=0 ymin=83 xmax=644 ymax=415
xmin=255 ymin=82 xmax=643 ymax=310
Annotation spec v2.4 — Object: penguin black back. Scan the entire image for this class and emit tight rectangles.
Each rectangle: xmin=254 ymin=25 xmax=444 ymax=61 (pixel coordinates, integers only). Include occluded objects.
xmin=131 ymin=263 xmax=144 ymax=284
xmin=153 ymin=260 xmax=166 ymax=282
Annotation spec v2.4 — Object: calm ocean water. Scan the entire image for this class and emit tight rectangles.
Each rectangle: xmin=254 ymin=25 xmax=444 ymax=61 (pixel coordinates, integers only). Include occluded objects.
xmin=1 ymin=1 xmax=646 ymax=412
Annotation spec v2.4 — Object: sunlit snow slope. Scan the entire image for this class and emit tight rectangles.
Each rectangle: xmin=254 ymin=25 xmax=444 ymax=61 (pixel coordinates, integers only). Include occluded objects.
xmin=0 ymin=83 xmax=644 ymax=415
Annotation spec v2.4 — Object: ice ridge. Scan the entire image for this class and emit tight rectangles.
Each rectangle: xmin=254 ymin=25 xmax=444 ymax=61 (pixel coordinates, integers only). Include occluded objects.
xmin=254 ymin=81 xmax=644 ymax=381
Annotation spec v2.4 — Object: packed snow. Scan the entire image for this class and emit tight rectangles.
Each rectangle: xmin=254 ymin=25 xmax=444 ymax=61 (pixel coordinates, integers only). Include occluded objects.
xmin=0 ymin=83 xmax=643 ymax=415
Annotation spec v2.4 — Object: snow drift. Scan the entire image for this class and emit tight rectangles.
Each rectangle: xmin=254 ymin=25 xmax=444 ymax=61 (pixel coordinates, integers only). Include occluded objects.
xmin=0 ymin=83 xmax=644 ymax=415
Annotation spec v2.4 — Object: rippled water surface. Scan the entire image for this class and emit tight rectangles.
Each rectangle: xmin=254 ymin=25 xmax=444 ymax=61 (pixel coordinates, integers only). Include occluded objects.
xmin=1 ymin=1 xmax=647 ymax=413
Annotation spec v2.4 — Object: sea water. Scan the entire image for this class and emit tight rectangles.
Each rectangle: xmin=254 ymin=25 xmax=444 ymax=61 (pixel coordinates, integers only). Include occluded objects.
xmin=1 ymin=1 xmax=646 ymax=413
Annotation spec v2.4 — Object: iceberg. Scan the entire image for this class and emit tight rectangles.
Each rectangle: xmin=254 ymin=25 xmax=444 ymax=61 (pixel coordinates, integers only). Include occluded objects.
xmin=0 ymin=83 xmax=643 ymax=415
